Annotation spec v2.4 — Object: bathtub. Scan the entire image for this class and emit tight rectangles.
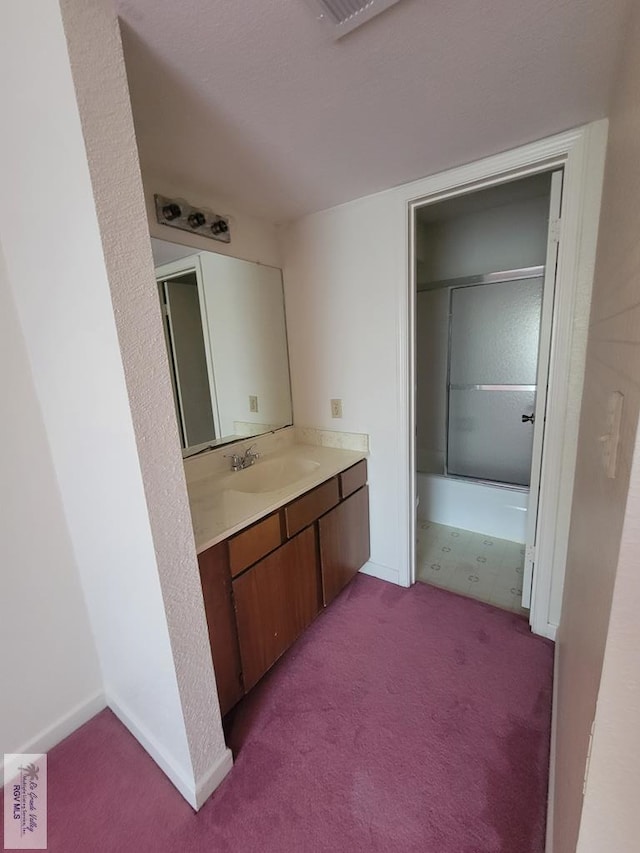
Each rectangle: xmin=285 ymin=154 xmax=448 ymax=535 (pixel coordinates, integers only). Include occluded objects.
xmin=416 ymin=472 xmax=528 ymax=543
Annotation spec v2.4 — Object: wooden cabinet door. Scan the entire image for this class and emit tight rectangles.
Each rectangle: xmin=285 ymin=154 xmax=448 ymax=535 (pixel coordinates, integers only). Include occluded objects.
xmin=233 ymin=526 xmax=321 ymax=691
xmin=198 ymin=542 xmax=244 ymax=716
xmin=319 ymin=485 xmax=370 ymax=607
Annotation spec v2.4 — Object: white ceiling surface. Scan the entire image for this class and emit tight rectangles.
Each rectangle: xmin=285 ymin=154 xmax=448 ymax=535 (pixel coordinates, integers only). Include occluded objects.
xmin=117 ymin=0 xmax=630 ymax=223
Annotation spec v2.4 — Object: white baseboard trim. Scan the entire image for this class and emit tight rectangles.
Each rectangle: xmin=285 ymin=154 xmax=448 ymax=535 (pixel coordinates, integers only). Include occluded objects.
xmin=359 ymin=560 xmax=402 ymax=586
xmin=546 ymin=640 xmax=560 ymax=853
xmin=107 ymin=691 xmax=232 ymax=811
xmin=1 ymin=688 xmax=106 ymax=779
xmin=531 ymin=620 xmax=556 ymax=641
xmin=194 ymin=747 xmax=234 ymax=809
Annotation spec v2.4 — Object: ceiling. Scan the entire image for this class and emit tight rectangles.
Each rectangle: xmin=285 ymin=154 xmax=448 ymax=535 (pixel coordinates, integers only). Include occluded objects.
xmin=116 ymin=0 xmax=630 ymax=223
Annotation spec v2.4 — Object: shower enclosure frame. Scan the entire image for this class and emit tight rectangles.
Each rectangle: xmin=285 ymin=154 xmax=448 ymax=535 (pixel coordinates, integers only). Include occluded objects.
xmin=439 ymin=264 xmax=545 ymax=490
xmin=404 ymin=122 xmax=609 ymax=642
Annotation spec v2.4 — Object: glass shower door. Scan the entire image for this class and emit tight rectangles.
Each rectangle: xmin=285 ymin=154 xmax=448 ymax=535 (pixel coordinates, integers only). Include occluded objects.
xmin=447 ymin=276 xmax=543 ymax=487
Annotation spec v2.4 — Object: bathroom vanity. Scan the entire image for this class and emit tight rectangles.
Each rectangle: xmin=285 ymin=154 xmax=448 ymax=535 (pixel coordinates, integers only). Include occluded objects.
xmin=154 ymin=236 xmax=371 ymax=715
xmin=188 ymin=443 xmax=370 ymax=715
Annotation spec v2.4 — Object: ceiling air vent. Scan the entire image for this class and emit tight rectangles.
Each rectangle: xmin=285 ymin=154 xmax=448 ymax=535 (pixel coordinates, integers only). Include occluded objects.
xmin=309 ymin=0 xmax=402 ymax=38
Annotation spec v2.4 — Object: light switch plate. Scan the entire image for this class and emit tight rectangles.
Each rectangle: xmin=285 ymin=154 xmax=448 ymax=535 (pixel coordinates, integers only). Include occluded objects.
xmin=603 ymin=391 xmax=624 ymax=479
xmin=249 ymin=395 xmax=258 ymax=413
xmin=330 ymin=398 xmax=343 ymax=418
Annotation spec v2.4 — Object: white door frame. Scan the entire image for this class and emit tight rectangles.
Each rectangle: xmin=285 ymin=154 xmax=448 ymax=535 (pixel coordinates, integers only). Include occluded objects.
xmin=522 ymin=170 xmax=563 ymax=609
xmin=155 ymin=255 xmax=223 ymax=442
xmin=403 ymin=121 xmax=608 ymax=639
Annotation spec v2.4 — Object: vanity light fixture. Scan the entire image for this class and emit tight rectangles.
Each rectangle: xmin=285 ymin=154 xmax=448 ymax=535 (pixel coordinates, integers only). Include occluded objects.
xmin=154 ymin=194 xmax=231 ymax=244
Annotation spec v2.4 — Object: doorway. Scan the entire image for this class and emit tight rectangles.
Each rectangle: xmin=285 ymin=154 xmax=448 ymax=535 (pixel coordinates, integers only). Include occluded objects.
xmin=412 ymin=171 xmax=562 ymax=618
xmin=157 ymin=268 xmax=218 ymax=450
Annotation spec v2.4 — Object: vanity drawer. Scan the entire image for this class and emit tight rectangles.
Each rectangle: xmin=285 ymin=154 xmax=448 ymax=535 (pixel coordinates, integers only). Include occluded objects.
xmin=284 ymin=477 xmax=340 ymax=538
xmin=339 ymin=459 xmax=367 ymax=499
xmin=228 ymin=512 xmax=283 ymax=577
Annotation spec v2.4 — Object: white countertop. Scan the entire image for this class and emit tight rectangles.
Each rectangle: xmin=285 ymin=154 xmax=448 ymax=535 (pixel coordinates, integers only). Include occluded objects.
xmin=186 ymin=442 xmax=367 ymax=554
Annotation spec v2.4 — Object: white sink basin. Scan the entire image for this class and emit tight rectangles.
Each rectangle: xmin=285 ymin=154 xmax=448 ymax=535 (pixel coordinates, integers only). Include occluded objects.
xmin=229 ymin=457 xmax=320 ymax=494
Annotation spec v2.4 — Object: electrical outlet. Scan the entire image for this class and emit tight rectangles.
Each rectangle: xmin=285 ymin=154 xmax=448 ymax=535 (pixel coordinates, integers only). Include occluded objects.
xmin=249 ymin=395 xmax=258 ymax=413
xmin=330 ymin=398 xmax=343 ymax=418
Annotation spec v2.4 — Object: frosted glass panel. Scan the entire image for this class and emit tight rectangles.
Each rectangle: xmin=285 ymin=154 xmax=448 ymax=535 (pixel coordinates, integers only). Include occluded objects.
xmin=448 ymin=389 xmax=535 ymax=485
xmin=447 ymin=276 xmax=542 ymax=486
xmin=450 ymin=277 xmax=543 ymax=385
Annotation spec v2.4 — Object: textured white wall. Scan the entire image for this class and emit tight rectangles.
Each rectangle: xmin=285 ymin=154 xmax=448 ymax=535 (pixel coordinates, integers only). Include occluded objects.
xmin=0 ymin=0 xmax=193 ymax=793
xmin=281 ymin=192 xmax=409 ymax=584
xmin=0 ymin=240 xmax=103 ymax=760
xmin=59 ymin=0 xmax=231 ymax=804
xmin=0 ymin=0 xmax=229 ymax=809
xmin=419 ymin=195 xmax=550 ymax=283
xmin=579 ymin=451 xmax=640 ymax=851
xmin=553 ymin=3 xmax=640 ymax=849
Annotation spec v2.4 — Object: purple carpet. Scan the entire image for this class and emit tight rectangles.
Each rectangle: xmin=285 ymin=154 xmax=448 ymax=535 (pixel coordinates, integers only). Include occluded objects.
xmin=12 ymin=575 xmax=554 ymax=852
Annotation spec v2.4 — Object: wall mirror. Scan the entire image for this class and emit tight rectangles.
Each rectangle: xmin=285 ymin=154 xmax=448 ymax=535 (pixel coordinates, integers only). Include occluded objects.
xmin=152 ymin=238 xmax=293 ymax=455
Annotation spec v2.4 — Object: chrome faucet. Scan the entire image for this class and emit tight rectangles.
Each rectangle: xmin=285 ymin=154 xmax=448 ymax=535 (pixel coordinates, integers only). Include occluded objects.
xmin=227 ymin=444 xmax=261 ymax=471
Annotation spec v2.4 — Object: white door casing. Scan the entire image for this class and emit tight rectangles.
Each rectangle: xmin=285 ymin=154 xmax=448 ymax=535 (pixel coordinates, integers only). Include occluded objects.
xmin=155 ymin=255 xmax=223 ymax=442
xmin=522 ymin=169 xmax=564 ymax=608
xmin=406 ymin=122 xmax=608 ymax=640
xmin=158 ymin=280 xmax=188 ymax=446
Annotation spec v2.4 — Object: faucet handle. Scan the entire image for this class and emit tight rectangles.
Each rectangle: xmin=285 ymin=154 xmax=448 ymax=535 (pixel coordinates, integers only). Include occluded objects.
xmin=224 ymin=451 xmax=243 ymax=470
xmin=242 ymin=444 xmax=260 ymax=466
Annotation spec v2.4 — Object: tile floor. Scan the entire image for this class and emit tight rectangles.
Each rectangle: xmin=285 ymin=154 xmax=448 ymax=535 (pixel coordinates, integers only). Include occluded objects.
xmin=416 ymin=520 xmax=528 ymax=616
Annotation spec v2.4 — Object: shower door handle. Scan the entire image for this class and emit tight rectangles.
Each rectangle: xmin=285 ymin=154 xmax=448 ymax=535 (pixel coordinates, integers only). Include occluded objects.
xmin=521 ymin=413 xmax=535 ymax=423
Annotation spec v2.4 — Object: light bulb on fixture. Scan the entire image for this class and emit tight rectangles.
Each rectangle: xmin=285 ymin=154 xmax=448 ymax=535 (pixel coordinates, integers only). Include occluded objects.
xmin=211 ymin=218 xmax=229 ymax=236
xmin=162 ymin=203 xmax=181 ymax=221
xmin=188 ymin=211 xmax=206 ymax=228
